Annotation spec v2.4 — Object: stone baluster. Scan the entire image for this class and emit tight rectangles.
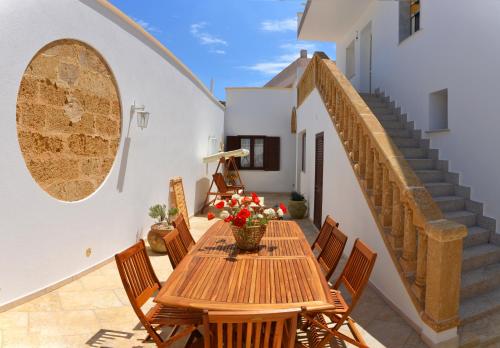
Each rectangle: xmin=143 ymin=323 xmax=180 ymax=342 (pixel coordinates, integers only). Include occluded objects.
xmin=358 ymin=134 xmax=366 ymax=178
xmin=389 ymin=184 xmax=404 ymax=250
xmin=372 ymin=152 xmax=383 ymax=206
xmin=381 ymin=166 xmax=393 ymax=227
xmin=400 ymin=202 xmax=417 ymax=274
xmin=411 ymin=227 xmax=427 ymax=303
xmin=365 ymin=141 xmax=374 ymax=190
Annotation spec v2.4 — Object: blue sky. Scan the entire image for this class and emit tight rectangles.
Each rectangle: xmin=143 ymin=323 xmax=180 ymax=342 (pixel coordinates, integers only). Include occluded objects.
xmin=109 ymin=0 xmax=336 ymax=100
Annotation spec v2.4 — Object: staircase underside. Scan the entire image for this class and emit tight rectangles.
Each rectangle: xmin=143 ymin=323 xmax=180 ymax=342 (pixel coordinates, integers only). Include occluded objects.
xmin=360 ymin=93 xmax=499 ymax=338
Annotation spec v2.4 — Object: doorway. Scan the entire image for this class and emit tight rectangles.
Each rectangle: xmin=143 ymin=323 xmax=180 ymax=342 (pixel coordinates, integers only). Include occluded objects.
xmin=360 ymin=22 xmax=373 ymax=94
xmin=314 ymin=132 xmax=324 ymax=229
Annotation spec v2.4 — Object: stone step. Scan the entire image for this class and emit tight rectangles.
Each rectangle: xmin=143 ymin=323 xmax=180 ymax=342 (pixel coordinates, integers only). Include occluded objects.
xmin=461 ymin=262 xmax=500 ymax=300
xmin=387 ymin=128 xmax=412 ymax=137
xmin=379 ymin=120 xmax=405 ymax=129
xmin=376 ymin=114 xmax=399 ymax=122
xmin=424 ymin=182 xmax=455 ymax=197
xmin=434 ymin=195 xmax=466 ymax=212
xmin=407 ymin=158 xmax=435 ymax=170
xmin=462 ymin=244 xmax=500 ymax=272
xmin=463 ymin=226 xmax=491 ymax=248
xmin=370 ymin=107 xmax=394 ymax=115
xmin=445 ymin=210 xmax=477 ymax=227
xmin=400 ymin=147 xmax=427 ymax=159
xmin=391 ymin=136 xmax=420 ymax=148
xmin=460 ymin=287 xmax=500 ymax=324
xmin=415 ymin=169 xmax=445 ymax=183
xmin=365 ymin=101 xmax=387 ymax=108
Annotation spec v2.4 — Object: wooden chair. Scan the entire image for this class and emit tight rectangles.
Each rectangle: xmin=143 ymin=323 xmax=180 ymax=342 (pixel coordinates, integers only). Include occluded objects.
xmin=115 ymin=240 xmax=202 ymax=347
xmin=303 ymin=239 xmax=377 ymax=348
xmin=317 ymin=226 xmax=348 ymax=281
xmin=172 ymin=215 xmax=195 ymax=251
xmin=311 ymin=215 xmax=339 ymax=253
xmin=203 ymin=309 xmax=300 ymax=348
xmin=162 ymin=228 xmax=189 ymax=270
xmin=202 ymin=173 xmax=243 ymax=213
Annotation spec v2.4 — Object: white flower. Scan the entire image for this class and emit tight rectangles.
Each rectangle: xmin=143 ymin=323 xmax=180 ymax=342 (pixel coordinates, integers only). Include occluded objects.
xmin=257 ymin=214 xmax=264 ymax=219
xmin=232 ymin=193 xmax=241 ymax=200
xmin=238 ymin=189 xmax=244 ymax=195
xmin=220 ymin=210 xmax=230 ymax=219
xmin=277 ymin=208 xmax=284 ymax=217
xmin=264 ymin=208 xmax=276 ymax=217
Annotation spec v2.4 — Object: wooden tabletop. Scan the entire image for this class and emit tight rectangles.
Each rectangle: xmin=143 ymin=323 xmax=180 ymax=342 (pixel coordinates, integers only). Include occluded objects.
xmin=155 ymin=220 xmax=334 ymax=311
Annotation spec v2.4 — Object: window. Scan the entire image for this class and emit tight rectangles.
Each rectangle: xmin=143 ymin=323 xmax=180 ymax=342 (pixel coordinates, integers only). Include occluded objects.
xmin=429 ymin=89 xmax=448 ymax=131
xmin=226 ymin=136 xmax=280 ymax=171
xmin=301 ymin=132 xmax=306 ymax=172
xmin=346 ymin=40 xmax=356 ymax=79
xmin=399 ymin=0 xmax=420 ymax=42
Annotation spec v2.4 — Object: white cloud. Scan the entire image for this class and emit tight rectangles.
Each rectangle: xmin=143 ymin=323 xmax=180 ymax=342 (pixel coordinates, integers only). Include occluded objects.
xmin=243 ymin=42 xmax=317 ymax=75
xmin=212 ymin=49 xmax=227 ymax=55
xmin=260 ymin=18 xmax=297 ymax=32
xmin=190 ymin=22 xmax=228 ymax=47
xmin=132 ymin=17 xmax=161 ymax=33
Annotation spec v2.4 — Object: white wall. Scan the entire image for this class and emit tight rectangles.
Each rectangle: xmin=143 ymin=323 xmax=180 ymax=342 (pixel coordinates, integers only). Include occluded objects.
xmin=0 ymin=0 xmax=224 ymax=306
xmin=225 ymin=88 xmax=296 ymax=193
xmin=297 ymin=88 xmax=428 ymax=337
xmin=334 ymin=0 xmax=500 ymax=232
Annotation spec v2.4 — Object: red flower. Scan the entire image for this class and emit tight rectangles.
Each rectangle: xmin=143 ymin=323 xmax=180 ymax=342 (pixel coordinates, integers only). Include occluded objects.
xmin=279 ymin=203 xmax=287 ymax=214
xmin=224 ymin=215 xmax=234 ymax=223
xmin=238 ymin=208 xmax=251 ymax=219
xmin=207 ymin=212 xmax=215 ymax=220
xmin=242 ymin=196 xmax=252 ymax=204
xmin=230 ymin=198 xmax=238 ymax=207
xmin=251 ymin=192 xmax=260 ymax=204
xmin=233 ymin=216 xmax=247 ymax=227
xmin=215 ymin=201 xmax=225 ymax=209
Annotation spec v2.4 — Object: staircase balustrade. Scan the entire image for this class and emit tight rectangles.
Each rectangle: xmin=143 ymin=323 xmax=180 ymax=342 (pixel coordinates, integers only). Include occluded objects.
xmin=297 ymin=52 xmax=467 ymax=332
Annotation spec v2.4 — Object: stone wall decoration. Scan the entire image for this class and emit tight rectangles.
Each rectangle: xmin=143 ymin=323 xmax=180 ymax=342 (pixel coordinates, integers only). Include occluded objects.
xmin=16 ymin=39 xmax=121 ymax=201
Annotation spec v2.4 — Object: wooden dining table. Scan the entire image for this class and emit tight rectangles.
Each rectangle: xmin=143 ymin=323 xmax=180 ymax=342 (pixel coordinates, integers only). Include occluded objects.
xmin=155 ymin=220 xmax=335 ymax=311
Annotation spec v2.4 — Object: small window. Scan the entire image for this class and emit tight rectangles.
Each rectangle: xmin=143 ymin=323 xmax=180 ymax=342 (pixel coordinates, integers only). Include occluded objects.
xmin=301 ymin=132 xmax=306 ymax=172
xmin=399 ymin=0 xmax=420 ymax=42
xmin=429 ymin=89 xmax=448 ymax=131
xmin=346 ymin=40 xmax=356 ymax=79
xmin=226 ymin=136 xmax=280 ymax=171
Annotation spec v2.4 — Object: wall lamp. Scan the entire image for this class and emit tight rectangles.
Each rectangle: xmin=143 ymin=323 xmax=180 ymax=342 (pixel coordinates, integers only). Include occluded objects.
xmin=132 ymin=102 xmax=150 ymax=130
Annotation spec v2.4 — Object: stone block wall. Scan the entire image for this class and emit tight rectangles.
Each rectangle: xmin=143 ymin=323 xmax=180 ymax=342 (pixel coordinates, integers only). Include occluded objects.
xmin=16 ymin=39 xmax=121 ymax=201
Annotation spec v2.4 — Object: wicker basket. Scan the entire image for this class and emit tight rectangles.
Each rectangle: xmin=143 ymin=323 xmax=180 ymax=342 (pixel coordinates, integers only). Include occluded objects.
xmin=231 ymin=224 xmax=267 ymax=251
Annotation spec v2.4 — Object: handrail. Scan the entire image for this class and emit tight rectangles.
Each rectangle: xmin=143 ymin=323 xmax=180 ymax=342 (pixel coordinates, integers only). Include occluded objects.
xmin=297 ymin=52 xmax=467 ymax=332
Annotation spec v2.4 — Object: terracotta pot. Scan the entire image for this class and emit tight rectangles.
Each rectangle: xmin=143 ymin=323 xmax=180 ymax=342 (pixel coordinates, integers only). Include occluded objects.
xmin=230 ymin=223 xmax=267 ymax=252
xmin=147 ymin=223 xmax=174 ymax=253
xmin=287 ymin=200 xmax=307 ymax=219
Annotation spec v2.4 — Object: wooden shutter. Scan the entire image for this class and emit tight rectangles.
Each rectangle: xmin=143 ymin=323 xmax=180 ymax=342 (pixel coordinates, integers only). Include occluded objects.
xmin=226 ymin=136 xmax=241 ymax=168
xmin=264 ymin=137 xmax=280 ymax=171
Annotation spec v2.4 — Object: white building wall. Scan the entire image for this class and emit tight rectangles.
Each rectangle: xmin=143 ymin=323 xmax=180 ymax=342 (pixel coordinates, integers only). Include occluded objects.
xmin=297 ymin=88 xmax=428 ymax=336
xmin=0 ymin=0 xmax=224 ymax=306
xmin=225 ymin=88 xmax=296 ymax=193
xmin=333 ymin=0 xmax=500 ymax=233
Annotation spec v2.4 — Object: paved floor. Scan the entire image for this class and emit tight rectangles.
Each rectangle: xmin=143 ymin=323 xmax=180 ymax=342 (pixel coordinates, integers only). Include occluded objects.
xmin=0 ymin=193 xmax=428 ymax=347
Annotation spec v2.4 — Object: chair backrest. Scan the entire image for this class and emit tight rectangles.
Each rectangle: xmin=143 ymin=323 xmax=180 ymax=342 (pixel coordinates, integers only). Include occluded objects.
xmin=115 ymin=240 xmax=161 ymax=310
xmin=173 ymin=214 xmax=195 ymax=250
xmin=163 ymin=228 xmax=189 ymax=269
xmin=333 ymin=239 xmax=377 ymax=313
xmin=311 ymin=215 xmax=339 ymax=253
xmin=213 ymin=173 xmax=229 ymax=194
xmin=203 ymin=309 xmax=300 ymax=348
xmin=317 ymin=226 xmax=348 ymax=281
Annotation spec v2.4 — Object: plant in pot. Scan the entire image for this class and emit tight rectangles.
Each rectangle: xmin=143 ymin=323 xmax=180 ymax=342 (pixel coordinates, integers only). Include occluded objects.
xmin=208 ymin=192 xmax=287 ymax=251
xmin=147 ymin=204 xmax=179 ymax=253
xmin=288 ymin=191 xmax=307 ymax=219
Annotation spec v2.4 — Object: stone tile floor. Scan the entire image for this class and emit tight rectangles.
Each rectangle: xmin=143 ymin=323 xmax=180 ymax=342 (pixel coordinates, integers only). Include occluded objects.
xmin=0 ymin=193 xmax=429 ymax=347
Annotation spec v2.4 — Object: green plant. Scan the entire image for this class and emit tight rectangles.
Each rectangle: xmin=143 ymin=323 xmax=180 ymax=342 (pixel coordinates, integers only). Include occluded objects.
xmin=149 ymin=205 xmax=179 ymax=224
xmin=290 ymin=191 xmax=305 ymax=201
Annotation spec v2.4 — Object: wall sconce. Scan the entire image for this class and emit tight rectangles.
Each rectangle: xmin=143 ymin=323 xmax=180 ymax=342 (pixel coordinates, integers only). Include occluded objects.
xmin=132 ymin=102 xmax=150 ymax=130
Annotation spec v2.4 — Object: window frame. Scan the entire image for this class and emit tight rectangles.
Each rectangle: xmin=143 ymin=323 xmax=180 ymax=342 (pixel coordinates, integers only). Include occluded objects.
xmin=239 ymin=135 xmax=266 ymax=170
xmin=301 ymin=132 xmax=306 ymax=173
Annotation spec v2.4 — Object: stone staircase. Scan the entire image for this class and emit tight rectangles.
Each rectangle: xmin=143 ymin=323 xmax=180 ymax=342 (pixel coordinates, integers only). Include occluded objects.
xmin=360 ymin=92 xmax=499 ymax=325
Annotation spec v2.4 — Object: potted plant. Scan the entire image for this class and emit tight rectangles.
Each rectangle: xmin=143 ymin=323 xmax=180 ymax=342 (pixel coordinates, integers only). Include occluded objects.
xmin=288 ymin=191 xmax=307 ymax=219
xmin=147 ymin=204 xmax=179 ymax=253
xmin=208 ymin=192 xmax=287 ymax=251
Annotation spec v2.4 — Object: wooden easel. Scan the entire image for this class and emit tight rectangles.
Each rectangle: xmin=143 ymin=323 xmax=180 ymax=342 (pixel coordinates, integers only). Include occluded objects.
xmin=201 ymin=156 xmax=245 ymax=213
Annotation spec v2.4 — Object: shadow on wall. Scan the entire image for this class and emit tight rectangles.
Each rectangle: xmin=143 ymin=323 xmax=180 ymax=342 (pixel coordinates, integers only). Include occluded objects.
xmin=195 ymin=177 xmax=211 ymax=213
xmin=116 ymin=106 xmax=135 ymax=192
